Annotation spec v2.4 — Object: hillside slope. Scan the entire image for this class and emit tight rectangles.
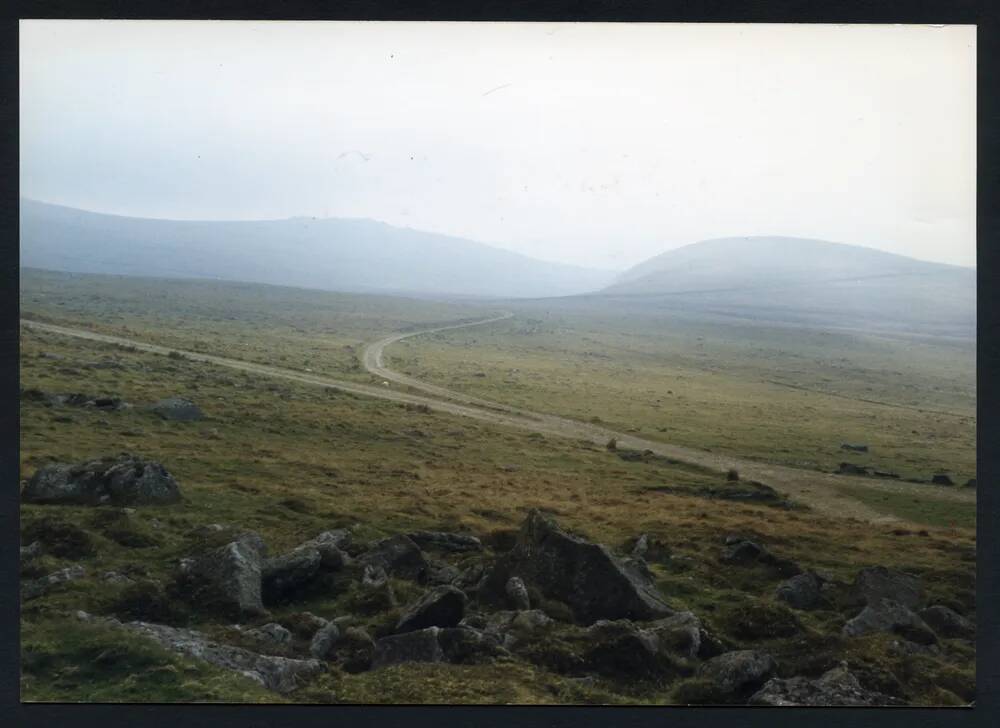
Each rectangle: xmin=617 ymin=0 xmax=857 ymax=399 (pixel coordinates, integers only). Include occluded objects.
xmin=19 ymin=199 xmax=614 ymax=299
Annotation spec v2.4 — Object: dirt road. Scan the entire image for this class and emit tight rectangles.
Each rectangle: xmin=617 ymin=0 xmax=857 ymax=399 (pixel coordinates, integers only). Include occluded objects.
xmin=22 ymin=317 xmax=975 ymax=524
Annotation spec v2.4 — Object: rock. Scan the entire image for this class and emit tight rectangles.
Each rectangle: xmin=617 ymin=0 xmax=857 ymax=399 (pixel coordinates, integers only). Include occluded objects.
xmin=101 ymin=570 xmax=135 ymax=585
xmin=699 ymin=650 xmax=776 ymax=700
xmin=262 ymin=547 xmax=321 ymax=602
xmin=407 ymin=530 xmax=483 ymax=552
xmin=837 ymin=462 xmax=871 ymax=476
xmin=843 ymin=598 xmax=937 ymax=645
xmin=396 ymin=585 xmax=467 ymax=633
xmin=646 ymin=611 xmax=722 ymax=660
xmin=180 ymin=534 xmax=267 ymax=618
xmin=721 ymin=539 xmax=801 ymax=577
xmin=437 ymin=626 xmax=507 ymax=664
xmin=931 ymin=474 xmax=954 ymax=486
xmin=426 ymin=560 xmax=461 ymax=585
xmin=245 ymin=623 xmax=292 ymax=645
xmin=283 ymin=611 xmax=329 ymax=639
xmin=775 ymin=572 xmax=824 ymax=610
xmin=630 ymin=533 xmax=671 ymax=562
xmin=505 ymin=576 xmax=531 ymax=610
xmin=150 ymin=397 xmax=204 ymax=421
xmin=123 ymin=621 xmax=323 ymax=693
xmin=22 ymin=454 xmax=181 ymax=506
xmin=482 ymin=510 xmax=672 ymax=624
xmin=22 ymin=565 xmax=86 ymax=601
xmin=20 ymin=541 xmax=43 ymax=564
xmin=851 ymin=566 xmax=922 ymax=609
xmin=749 ymin=663 xmax=906 ymax=706
xmin=297 ymin=531 xmax=351 ymax=570
xmin=372 ymin=627 xmax=445 ymax=669
xmin=918 ymin=605 xmax=975 ymax=639
xmin=357 ymin=535 xmax=429 ymax=582
xmin=583 ymin=620 xmax=665 ymax=677
xmin=840 ymin=443 xmax=869 ymax=453
xmin=359 ymin=564 xmax=397 ymax=609
xmin=309 ymin=622 xmax=342 ymax=659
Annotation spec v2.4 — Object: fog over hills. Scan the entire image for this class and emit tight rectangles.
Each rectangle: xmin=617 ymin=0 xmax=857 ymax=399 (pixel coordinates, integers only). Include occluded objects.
xmin=598 ymin=236 xmax=976 ymax=337
xmin=19 ymin=199 xmax=615 ymax=299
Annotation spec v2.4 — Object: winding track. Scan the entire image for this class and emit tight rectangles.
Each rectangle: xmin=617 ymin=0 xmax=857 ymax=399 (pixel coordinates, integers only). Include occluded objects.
xmin=22 ymin=316 xmax=975 ymax=524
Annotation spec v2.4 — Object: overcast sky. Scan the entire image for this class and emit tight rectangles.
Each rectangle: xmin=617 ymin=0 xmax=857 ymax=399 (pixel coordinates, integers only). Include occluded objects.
xmin=20 ymin=21 xmax=976 ymax=270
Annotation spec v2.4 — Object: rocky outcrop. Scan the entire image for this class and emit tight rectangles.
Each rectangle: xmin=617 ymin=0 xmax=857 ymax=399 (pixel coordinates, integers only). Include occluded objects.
xmin=123 ymin=621 xmax=322 ymax=693
xmin=698 ymin=650 xmax=776 ymax=700
xmin=749 ymin=664 xmax=906 ymax=706
xmin=150 ymin=397 xmax=204 ymax=422
xmin=23 ymin=454 xmax=182 ymax=506
xmin=842 ymin=598 xmax=937 ymax=645
xmin=179 ymin=534 xmax=267 ymax=618
xmin=396 ymin=586 xmax=467 ymax=633
xmin=482 ymin=510 xmax=672 ymax=624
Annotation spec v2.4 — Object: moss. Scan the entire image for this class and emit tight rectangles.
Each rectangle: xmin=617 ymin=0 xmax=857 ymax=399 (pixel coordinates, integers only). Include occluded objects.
xmin=712 ymin=598 xmax=801 ymax=642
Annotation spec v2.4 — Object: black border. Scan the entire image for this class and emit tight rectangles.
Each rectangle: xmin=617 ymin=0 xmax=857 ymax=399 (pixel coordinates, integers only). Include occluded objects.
xmin=1 ymin=2 xmax=996 ymax=727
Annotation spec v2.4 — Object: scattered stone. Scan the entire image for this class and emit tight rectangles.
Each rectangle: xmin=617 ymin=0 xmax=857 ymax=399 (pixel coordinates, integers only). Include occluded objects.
xmin=123 ymin=621 xmax=322 ymax=693
xmin=179 ymin=534 xmax=267 ymax=618
xmin=396 ymin=585 xmax=467 ymax=633
xmin=261 ymin=547 xmax=321 ymax=603
xmin=505 ymin=576 xmax=531 ymax=610
xmin=775 ymin=572 xmax=824 ymax=610
xmin=851 ymin=566 xmax=923 ymax=609
xmin=482 ymin=510 xmax=672 ymax=624
xmin=931 ymin=474 xmax=954 ymax=486
xmin=749 ymin=663 xmax=906 ymax=706
xmin=918 ymin=605 xmax=975 ymax=639
xmin=840 ymin=443 xmax=869 ymax=453
xmin=357 ymin=535 xmax=429 ymax=582
xmin=842 ymin=598 xmax=937 ymax=645
xmin=245 ymin=623 xmax=292 ymax=645
xmin=372 ymin=627 xmax=445 ymax=669
xmin=20 ymin=541 xmax=43 ymax=564
xmin=150 ymin=397 xmax=204 ymax=422
xmin=698 ymin=650 xmax=777 ymax=700
xmin=22 ymin=454 xmax=182 ymax=506
xmin=22 ymin=565 xmax=86 ymax=601
xmin=407 ymin=531 xmax=483 ymax=552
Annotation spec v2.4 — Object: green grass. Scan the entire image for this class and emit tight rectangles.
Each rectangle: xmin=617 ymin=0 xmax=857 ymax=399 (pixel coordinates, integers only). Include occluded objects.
xmin=836 ymin=483 xmax=976 ymax=530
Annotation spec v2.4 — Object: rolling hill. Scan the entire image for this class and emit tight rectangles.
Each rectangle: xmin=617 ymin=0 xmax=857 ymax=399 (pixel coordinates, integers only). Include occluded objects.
xmin=19 ymin=199 xmax=615 ymax=299
xmin=598 ymin=236 xmax=976 ymax=337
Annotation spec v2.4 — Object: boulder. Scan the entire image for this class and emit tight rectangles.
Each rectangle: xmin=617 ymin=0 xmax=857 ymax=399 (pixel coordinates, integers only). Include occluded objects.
xmin=262 ymin=547 xmax=322 ymax=602
xmin=309 ymin=622 xmax=342 ymax=660
xmin=918 ymin=605 xmax=975 ymax=639
xmin=22 ymin=565 xmax=86 ymax=601
xmin=407 ymin=530 xmax=483 ymax=552
xmin=720 ymin=539 xmax=800 ymax=577
xmin=749 ymin=664 xmax=906 ymax=706
xmin=583 ymin=620 xmax=666 ymax=678
xmin=426 ymin=560 xmax=461 ymax=585
xmin=842 ymin=598 xmax=937 ymax=645
xmin=437 ymin=626 xmax=507 ymax=664
xmin=357 ymin=535 xmax=429 ymax=582
xmin=179 ymin=534 xmax=267 ymax=618
xmin=150 ymin=397 xmax=204 ymax=422
xmin=396 ymin=585 xmax=467 ymax=633
xmin=337 ymin=627 xmax=377 ymax=673
xmin=851 ymin=566 xmax=922 ymax=609
xmin=482 ymin=510 xmax=672 ymax=624
xmin=359 ymin=564 xmax=397 ymax=610
xmin=698 ymin=650 xmax=776 ymax=700
xmin=123 ymin=621 xmax=322 ymax=693
xmin=22 ymin=454 xmax=181 ymax=506
xmin=505 ymin=576 xmax=531 ymax=610
xmin=775 ymin=572 xmax=824 ymax=610
xmin=283 ymin=611 xmax=329 ymax=640
xmin=372 ymin=627 xmax=445 ymax=669
xmin=297 ymin=531 xmax=351 ymax=570
xmin=646 ymin=611 xmax=723 ymax=660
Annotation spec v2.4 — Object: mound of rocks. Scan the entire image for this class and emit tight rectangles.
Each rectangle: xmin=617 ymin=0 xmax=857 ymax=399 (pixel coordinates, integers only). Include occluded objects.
xmin=22 ymin=454 xmax=182 ymax=506
xmin=749 ymin=663 xmax=905 ymax=706
xmin=481 ymin=510 xmax=673 ymax=624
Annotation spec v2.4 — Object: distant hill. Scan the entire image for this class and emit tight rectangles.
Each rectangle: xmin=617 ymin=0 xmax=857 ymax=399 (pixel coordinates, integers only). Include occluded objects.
xmin=19 ymin=199 xmax=615 ymax=299
xmin=599 ymin=236 xmax=975 ymax=337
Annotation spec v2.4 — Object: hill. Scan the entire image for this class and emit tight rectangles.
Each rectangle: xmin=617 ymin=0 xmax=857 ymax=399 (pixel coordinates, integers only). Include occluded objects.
xmin=599 ymin=236 xmax=975 ymax=337
xmin=19 ymin=199 xmax=614 ymax=299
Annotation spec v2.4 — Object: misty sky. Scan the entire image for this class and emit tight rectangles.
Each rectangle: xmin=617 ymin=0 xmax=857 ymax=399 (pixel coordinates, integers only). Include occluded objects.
xmin=20 ymin=21 xmax=976 ymax=270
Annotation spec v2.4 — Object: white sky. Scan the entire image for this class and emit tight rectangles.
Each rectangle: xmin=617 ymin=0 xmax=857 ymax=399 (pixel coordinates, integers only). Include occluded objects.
xmin=20 ymin=21 xmax=976 ymax=270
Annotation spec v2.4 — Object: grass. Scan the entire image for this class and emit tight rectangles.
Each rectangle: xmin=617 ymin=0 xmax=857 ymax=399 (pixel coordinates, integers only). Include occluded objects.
xmin=18 ymin=270 xmax=976 ymax=705
xmin=836 ymin=483 xmax=976 ymax=530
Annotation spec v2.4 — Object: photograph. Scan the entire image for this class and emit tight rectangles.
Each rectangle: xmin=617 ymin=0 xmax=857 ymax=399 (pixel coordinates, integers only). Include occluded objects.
xmin=17 ymin=19 xmax=977 ymax=706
